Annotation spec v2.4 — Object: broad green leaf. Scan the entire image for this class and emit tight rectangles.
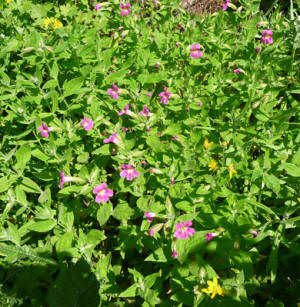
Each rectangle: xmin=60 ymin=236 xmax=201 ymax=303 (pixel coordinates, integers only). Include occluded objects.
xmin=27 ymin=220 xmax=56 ymax=233
xmin=113 ymin=203 xmax=134 ymax=221
xmin=63 ymin=77 xmax=84 ymax=97
xmin=15 ymin=144 xmax=31 ymax=171
xmin=97 ymin=203 xmax=113 ymax=226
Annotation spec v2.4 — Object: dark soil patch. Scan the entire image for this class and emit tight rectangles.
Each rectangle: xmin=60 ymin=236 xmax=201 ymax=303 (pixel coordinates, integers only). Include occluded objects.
xmin=180 ymin=0 xmax=223 ymax=15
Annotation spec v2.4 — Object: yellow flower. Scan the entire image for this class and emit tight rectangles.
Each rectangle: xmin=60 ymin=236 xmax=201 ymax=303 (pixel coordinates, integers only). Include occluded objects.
xmin=52 ymin=19 xmax=63 ymax=30
xmin=43 ymin=17 xmax=63 ymax=30
xmin=5 ymin=0 xmax=13 ymax=3
xmin=208 ymin=160 xmax=218 ymax=171
xmin=228 ymin=164 xmax=237 ymax=178
xmin=298 ymin=197 xmax=300 ymax=202
xmin=43 ymin=17 xmax=52 ymax=29
xmin=204 ymin=138 xmax=213 ymax=149
xmin=202 ymin=277 xmax=225 ymax=299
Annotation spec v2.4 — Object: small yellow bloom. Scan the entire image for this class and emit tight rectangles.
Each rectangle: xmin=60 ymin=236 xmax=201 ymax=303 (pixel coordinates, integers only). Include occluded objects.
xmin=208 ymin=160 xmax=218 ymax=171
xmin=298 ymin=197 xmax=300 ymax=202
xmin=228 ymin=164 xmax=237 ymax=178
xmin=43 ymin=17 xmax=52 ymax=29
xmin=204 ymin=138 xmax=213 ymax=149
xmin=52 ymin=19 xmax=63 ymax=30
xmin=43 ymin=17 xmax=63 ymax=30
xmin=5 ymin=0 xmax=13 ymax=3
xmin=202 ymin=277 xmax=225 ymax=299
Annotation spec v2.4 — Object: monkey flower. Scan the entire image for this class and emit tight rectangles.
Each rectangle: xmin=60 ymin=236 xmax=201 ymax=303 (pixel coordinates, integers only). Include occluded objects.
xmin=60 ymin=171 xmax=72 ymax=189
xmin=38 ymin=122 xmax=53 ymax=138
xmin=139 ymin=105 xmax=153 ymax=118
xmin=261 ymin=30 xmax=273 ymax=45
xmin=120 ymin=164 xmax=139 ymax=181
xmin=104 ymin=132 xmax=119 ymax=144
xmin=120 ymin=3 xmax=131 ymax=17
xmin=174 ymin=221 xmax=195 ymax=239
xmin=107 ymin=83 xmax=120 ymax=99
xmin=145 ymin=212 xmax=155 ymax=223
xmin=190 ymin=44 xmax=203 ymax=59
xmin=81 ymin=116 xmax=93 ymax=131
xmin=93 ymin=183 xmax=114 ymax=203
xmin=159 ymin=87 xmax=172 ymax=104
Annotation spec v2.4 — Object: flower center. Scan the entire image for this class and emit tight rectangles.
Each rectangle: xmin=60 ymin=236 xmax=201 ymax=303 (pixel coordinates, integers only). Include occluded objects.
xmin=84 ymin=122 xmax=88 ymax=127
xmin=98 ymin=189 xmax=105 ymax=196
xmin=180 ymin=226 xmax=187 ymax=232
xmin=265 ymin=35 xmax=271 ymax=38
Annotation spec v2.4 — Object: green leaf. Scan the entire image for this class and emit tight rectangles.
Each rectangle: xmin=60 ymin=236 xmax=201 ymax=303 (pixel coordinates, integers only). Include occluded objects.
xmin=145 ymin=248 xmax=167 ymax=262
xmin=63 ymin=77 xmax=84 ymax=97
xmin=97 ymin=203 xmax=113 ymax=226
xmin=7 ymin=222 xmax=21 ymax=245
xmin=113 ymin=203 xmax=134 ymax=221
xmin=21 ymin=177 xmax=42 ymax=193
xmin=14 ymin=144 xmax=31 ymax=171
xmin=119 ymin=283 xmax=138 ymax=297
xmin=283 ymin=163 xmax=300 ymax=177
xmin=27 ymin=220 xmax=56 ymax=233
xmin=264 ymin=174 xmax=281 ymax=194
xmin=47 ymin=259 xmax=100 ymax=307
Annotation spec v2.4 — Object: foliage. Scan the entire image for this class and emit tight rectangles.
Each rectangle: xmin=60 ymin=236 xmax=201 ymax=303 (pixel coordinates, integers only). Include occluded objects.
xmin=0 ymin=0 xmax=300 ymax=306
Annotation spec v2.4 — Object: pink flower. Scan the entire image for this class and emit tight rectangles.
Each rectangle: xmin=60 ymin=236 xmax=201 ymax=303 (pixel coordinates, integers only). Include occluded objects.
xmin=174 ymin=221 xmax=195 ymax=239
xmin=171 ymin=176 xmax=175 ymax=185
xmin=147 ymin=92 xmax=152 ymax=97
xmin=159 ymin=87 xmax=171 ymax=104
xmin=205 ymin=232 xmax=218 ymax=242
xmin=38 ymin=122 xmax=53 ymax=138
xmin=145 ymin=212 xmax=155 ymax=223
xmin=104 ymin=132 xmax=119 ymax=144
xmin=261 ymin=30 xmax=273 ymax=45
xmin=171 ymin=136 xmax=178 ymax=141
xmin=118 ymin=104 xmax=133 ymax=116
xmin=107 ymin=83 xmax=120 ymax=99
xmin=198 ymin=101 xmax=203 ymax=107
xmin=175 ymin=42 xmax=180 ymax=48
xmin=120 ymin=164 xmax=139 ymax=181
xmin=250 ymin=230 xmax=258 ymax=237
xmin=94 ymin=3 xmax=101 ymax=10
xmin=146 ymin=126 xmax=151 ymax=132
xmin=60 ymin=171 xmax=72 ymax=189
xmin=141 ymin=160 xmax=147 ymax=167
xmin=122 ymin=126 xmax=128 ymax=132
xmin=155 ymin=62 xmax=160 ymax=68
xmin=256 ymin=46 xmax=261 ymax=53
xmin=149 ymin=229 xmax=155 ymax=236
xmin=189 ymin=44 xmax=203 ymax=59
xmin=81 ymin=116 xmax=93 ymax=131
xmin=93 ymin=183 xmax=114 ymax=203
xmin=139 ymin=105 xmax=153 ymax=118
xmin=222 ymin=0 xmax=230 ymax=10
xmin=234 ymin=68 xmax=242 ymax=74
xmin=153 ymin=0 xmax=157 ymax=6
xmin=120 ymin=3 xmax=131 ymax=17
xmin=172 ymin=247 xmax=178 ymax=259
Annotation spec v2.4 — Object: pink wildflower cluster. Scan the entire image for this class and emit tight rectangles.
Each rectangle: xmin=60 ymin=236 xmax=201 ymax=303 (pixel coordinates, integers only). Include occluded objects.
xmin=81 ymin=116 xmax=93 ymax=131
xmin=222 ymin=0 xmax=230 ymax=11
xmin=261 ymin=30 xmax=273 ymax=45
xmin=93 ymin=183 xmax=114 ymax=203
xmin=120 ymin=164 xmax=139 ymax=181
xmin=205 ymin=232 xmax=218 ymax=242
xmin=38 ymin=122 xmax=53 ymax=138
xmin=189 ymin=44 xmax=203 ymax=59
xmin=159 ymin=87 xmax=171 ymax=104
xmin=120 ymin=3 xmax=131 ymax=17
xmin=107 ymin=83 xmax=120 ymax=99
xmin=104 ymin=133 xmax=118 ymax=144
xmin=60 ymin=171 xmax=72 ymax=189
xmin=94 ymin=3 xmax=101 ymax=10
xmin=145 ymin=212 xmax=155 ymax=223
xmin=234 ymin=68 xmax=242 ymax=74
xmin=139 ymin=105 xmax=153 ymax=118
xmin=174 ymin=221 xmax=195 ymax=239
xmin=118 ymin=104 xmax=133 ymax=116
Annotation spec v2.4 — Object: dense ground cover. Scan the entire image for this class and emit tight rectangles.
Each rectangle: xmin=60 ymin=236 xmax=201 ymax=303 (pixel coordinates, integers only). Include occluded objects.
xmin=0 ymin=0 xmax=300 ymax=306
